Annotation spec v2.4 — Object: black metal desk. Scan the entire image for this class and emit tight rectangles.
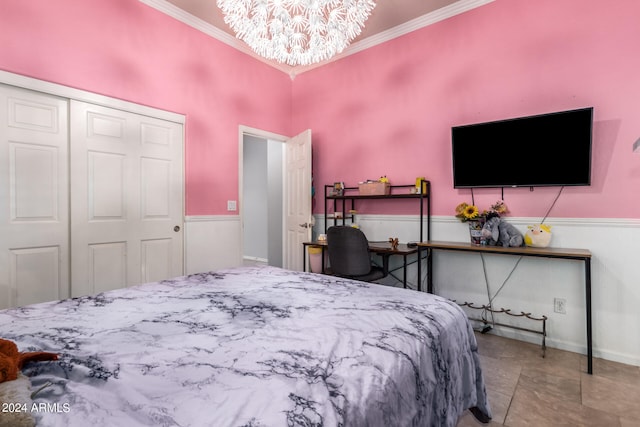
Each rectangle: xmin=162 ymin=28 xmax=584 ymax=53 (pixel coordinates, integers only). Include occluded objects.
xmin=302 ymin=241 xmax=418 ymax=288
xmin=417 ymin=240 xmax=593 ymax=374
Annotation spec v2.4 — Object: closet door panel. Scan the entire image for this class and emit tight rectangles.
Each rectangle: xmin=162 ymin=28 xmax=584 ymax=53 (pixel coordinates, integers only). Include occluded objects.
xmin=88 ymin=151 xmax=126 ymax=220
xmin=71 ymin=101 xmax=183 ymax=297
xmin=0 ymin=85 xmax=69 ymax=309
xmin=141 ymin=157 xmax=171 ymax=218
xmin=10 ymin=143 xmax=59 ymax=220
xmin=88 ymin=242 xmax=127 ymax=293
xmin=141 ymin=238 xmax=172 ymax=283
xmin=10 ymin=247 xmax=60 ymax=307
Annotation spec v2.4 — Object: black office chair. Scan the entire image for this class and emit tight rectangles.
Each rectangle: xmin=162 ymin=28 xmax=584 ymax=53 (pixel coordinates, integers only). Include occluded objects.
xmin=326 ymin=226 xmax=389 ymax=282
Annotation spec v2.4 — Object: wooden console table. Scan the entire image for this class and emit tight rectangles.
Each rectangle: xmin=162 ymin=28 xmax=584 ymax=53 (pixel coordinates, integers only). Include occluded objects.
xmin=417 ymin=240 xmax=593 ymax=374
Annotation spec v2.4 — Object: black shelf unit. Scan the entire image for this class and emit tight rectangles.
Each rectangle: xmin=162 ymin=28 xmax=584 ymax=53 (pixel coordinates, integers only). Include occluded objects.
xmin=323 ymin=181 xmax=431 ymax=242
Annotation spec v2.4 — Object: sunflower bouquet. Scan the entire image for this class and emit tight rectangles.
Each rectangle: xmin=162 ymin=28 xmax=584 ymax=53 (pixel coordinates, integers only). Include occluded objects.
xmin=455 ymin=200 xmax=509 ymax=222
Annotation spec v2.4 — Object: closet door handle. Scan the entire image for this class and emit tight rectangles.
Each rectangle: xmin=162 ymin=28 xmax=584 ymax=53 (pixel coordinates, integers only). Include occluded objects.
xmin=174 ymin=226 xmax=181 ymax=232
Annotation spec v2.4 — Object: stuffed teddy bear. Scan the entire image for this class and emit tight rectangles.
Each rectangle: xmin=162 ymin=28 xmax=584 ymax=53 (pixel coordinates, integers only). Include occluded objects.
xmin=525 ymin=224 xmax=553 ymax=247
xmin=0 ymin=338 xmax=58 ymax=384
xmin=481 ymin=212 xmax=524 ymax=247
xmin=0 ymin=338 xmax=58 ymax=427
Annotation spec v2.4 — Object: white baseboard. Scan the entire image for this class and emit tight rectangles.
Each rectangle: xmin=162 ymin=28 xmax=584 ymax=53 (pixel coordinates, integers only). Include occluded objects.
xmin=243 ymin=256 xmax=268 ymax=263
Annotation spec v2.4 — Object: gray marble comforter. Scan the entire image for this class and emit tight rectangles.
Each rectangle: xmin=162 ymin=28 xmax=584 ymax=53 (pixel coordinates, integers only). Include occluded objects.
xmin=0 ymin=266 xmax=490 ymax=426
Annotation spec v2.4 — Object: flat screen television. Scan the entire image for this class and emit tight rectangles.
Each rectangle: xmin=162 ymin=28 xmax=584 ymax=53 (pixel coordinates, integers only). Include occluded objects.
xmin=451 ymin=107 xmax=593 ymax=188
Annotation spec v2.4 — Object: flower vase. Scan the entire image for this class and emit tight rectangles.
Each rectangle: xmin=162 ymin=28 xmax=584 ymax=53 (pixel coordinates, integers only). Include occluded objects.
xmin=468 ymin=218 xmax=486 ymax=245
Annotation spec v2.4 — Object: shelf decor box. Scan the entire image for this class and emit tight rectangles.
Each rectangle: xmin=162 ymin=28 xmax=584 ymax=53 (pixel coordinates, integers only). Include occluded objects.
xmin=358 ymin=182 xmax=390 ymax=195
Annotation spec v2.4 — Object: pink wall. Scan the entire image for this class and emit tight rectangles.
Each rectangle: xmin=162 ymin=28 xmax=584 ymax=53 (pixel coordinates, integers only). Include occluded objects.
xmin=0 ymin=0 xmax=293 ymax=215
xmin=292 ymin=0 xmax=640 ymax=218
xmin=2 ymin=0 xmax=640 ymax=219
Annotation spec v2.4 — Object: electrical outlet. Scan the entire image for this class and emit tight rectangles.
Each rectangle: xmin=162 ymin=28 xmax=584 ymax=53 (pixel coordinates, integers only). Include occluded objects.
xmin=554 ymin=298 xmax=567 ymax=314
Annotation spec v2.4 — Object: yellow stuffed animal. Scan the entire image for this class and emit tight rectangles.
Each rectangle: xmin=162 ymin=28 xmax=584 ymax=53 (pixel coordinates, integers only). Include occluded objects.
xmin=524 ymin=224 xmax=552 ymax=247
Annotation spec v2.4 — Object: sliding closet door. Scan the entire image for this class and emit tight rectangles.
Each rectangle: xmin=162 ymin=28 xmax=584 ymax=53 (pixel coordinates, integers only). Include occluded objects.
xmin=70 ymin=101 xmax=183 ymax=297
xmin=0 ymin=85 xmax=69 ymax=309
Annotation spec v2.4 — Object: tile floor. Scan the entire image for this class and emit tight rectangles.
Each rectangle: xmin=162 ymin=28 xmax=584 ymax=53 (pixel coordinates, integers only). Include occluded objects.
xmin=457 ymin=332 xmax=640 ymax=426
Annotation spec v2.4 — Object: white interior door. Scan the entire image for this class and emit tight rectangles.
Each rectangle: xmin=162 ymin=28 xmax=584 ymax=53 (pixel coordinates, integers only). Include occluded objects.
xmin=70 ymin=101 xmax=183 ymax=296
xmin=284 ymin=129 xmax=312 ymax=271
xmin=0 ymin=85 xmax=69 ymax=309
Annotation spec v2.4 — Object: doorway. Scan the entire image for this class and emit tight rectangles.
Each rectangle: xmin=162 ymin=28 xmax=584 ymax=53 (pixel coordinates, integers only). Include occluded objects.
xmin=242 ymin=134 xmax=283 ymax=267
xmin=239 ymin=126 xmax=312 ymax=271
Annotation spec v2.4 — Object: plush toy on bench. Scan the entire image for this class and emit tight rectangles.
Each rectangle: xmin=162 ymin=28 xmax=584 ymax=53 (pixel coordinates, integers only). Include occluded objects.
xmin=481 ymin=212 xmax=524 ymax=247
xmin=524 ymin=224 xmax=553 ymax=247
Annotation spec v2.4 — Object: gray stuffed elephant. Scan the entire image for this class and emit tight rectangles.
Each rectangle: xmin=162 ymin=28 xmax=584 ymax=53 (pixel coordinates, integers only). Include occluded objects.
xmin=481 ymin=213 xmax=524 ymax=247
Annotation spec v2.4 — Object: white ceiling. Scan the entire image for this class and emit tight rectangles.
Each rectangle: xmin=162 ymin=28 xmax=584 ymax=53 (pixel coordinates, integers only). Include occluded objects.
xmin=144 ymin=0 xmax=493 ymax=75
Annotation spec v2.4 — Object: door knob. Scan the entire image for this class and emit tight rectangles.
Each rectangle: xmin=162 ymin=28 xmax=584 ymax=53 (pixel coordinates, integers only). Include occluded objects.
xmin=299 ymin=223 xmax=309 ymax=228
xmin=174 ymin=226 xmax=181 ymax=232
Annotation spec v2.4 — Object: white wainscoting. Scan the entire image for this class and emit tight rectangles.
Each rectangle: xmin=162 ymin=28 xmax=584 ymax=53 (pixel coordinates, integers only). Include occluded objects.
xmin=185 ymin=216 xmax=242 ymax=274
xmin=315 ymin=214 xmax=640 ymax=367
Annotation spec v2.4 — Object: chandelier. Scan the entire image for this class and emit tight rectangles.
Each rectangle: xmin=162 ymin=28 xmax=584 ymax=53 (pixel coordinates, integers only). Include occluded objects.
xmin=217 ymin=0 xmax=377 ymax=66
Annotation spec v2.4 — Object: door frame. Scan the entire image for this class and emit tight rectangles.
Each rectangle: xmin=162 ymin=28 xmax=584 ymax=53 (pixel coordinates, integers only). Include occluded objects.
xmin=238 ymin=125 xmax=288 ymax=267
xmin=0 ymin=70 xmax=187 ymax=275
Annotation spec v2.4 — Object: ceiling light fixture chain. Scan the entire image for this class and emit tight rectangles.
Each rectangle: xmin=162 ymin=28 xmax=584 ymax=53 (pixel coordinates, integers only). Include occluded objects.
xmin=217 ymin=0 xmax=376 ymax=66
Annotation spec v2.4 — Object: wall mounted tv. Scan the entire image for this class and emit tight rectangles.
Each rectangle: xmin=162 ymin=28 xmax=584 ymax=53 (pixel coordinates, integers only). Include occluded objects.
xmin=452 ymin=107 xmax=593 ymax=188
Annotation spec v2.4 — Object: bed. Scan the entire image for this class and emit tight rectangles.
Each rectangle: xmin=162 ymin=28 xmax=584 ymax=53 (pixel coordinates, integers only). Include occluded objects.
xmin=0 ymin=266 xmax=491 ymax=427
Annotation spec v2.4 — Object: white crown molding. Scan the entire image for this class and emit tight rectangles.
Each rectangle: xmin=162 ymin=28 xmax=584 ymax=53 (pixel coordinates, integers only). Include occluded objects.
xmin=293 ymin=0 xmax=496 ymax=75
xmin=138 ymin=0 xmax=295 ymax=75
xmin=139 ymin=0 xmax=494 ymax=78
xmin=348 ymin=0 xmax=495 ymax=55
xmin=138 ymin=0 xmax=233 ymax=45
